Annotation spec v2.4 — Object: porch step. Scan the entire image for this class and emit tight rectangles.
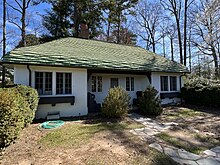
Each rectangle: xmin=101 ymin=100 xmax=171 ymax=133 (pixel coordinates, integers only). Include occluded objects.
xmin=47 ymin=111 xmax=60 ymax=120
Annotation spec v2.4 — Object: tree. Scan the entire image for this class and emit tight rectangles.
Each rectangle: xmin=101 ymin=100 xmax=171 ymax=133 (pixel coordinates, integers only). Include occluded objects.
xmin=108 ymin=27 xmax=137 ymax=45
xmin=1 ymin=0 xmax=6 ymax=87
xmin=102 ymin=0 xmax=138 ymax=44
xmin=43 ymin=0 xmax=71 ymax=39
xmin=16 ymin=34 xmax=40 ymax=48
xmin=135 ymin=0 xmax=162 ymax=53
xmin=43 ymin=0 xmax=103 ymax=39
xmin=7 ymin=0 xmax=41 ymax=47
xmin=161 ymin=0 xmax=183 ymax=64
xmin=190 ymin=0 xmax=220 ymax=77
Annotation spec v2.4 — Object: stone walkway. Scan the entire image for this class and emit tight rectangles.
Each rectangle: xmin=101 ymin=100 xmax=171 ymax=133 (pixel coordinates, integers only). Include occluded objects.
xmin=129 ymin=113 xmax=220 ymax=165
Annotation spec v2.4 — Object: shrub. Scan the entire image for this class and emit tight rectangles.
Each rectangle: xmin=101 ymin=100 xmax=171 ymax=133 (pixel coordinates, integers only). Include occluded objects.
xmin=15 ymin=85 xmax=39 ymax=126
xmin=0 ymin=85 xmax=39 ymax=148
xmin=0 ymin=89 xmax=27 ymax=147
xmin=102 ymin=87 xmax=131 ymax=118
xmin=181 ymin=77 xmax=220 ymax=107
xmin=138 ymin=86 xmax=162 ymax=116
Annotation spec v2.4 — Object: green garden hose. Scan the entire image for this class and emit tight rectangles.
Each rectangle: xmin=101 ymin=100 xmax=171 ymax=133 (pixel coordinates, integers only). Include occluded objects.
xmin=40 ymin=120 xmax=65 ymax=129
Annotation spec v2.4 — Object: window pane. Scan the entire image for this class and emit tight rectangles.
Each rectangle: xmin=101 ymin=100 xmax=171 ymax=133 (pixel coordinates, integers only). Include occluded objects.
xmin=131 ymin=77 xmax=134 ymax=91
xmin=161 ymin=76 xmax=168 ymax=91
xmin=91 ymin=76 xmax=96 ymax=92
xmin=56 ymin=73 xmax=64 ymax=94
xmin=45 ymin=72 xmax=52 ymax=95
xmin=35 ymin=72 xmax=43 ymax=95
xmin=111 ymin=78 xmax=119 ymax=88
xmin=170 ymin=76 xmax=177 ymax=91
xmin=65 ymin=73 xmax=72 ymax=94
xmin=97 ymin=76 xmax=102 ymax=92
xmin=126 ymin=77 xmax=130 ymax=91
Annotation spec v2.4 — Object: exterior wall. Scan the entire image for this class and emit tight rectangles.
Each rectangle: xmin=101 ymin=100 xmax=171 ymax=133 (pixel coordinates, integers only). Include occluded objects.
xmin=14 ymin=65 xmax=29 ymax=85
xmin=151 ymin=72 xmax=184 ymax=104
xmin=88 ymin=74 xmax=150 ymax=104
xmin=14 ymin=65 xmax=88 ymax=119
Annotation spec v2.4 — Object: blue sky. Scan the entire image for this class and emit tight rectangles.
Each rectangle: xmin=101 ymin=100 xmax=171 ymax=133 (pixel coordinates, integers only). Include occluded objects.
xmin=0 ymin=1 xmax=51 ymax=57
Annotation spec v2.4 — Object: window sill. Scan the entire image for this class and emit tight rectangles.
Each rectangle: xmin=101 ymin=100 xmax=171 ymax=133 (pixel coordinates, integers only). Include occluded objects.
xmin=39 ymin=96 xmax=75 ymax=106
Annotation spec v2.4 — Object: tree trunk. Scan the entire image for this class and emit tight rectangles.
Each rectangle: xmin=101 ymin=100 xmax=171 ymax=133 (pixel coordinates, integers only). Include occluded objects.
xmin=73 ymin=3 xmax=80 ymax=37
xmin=2 ymin=0 xmax=6 ymax=87
xmin=170 ymin=37 xmax=174 ymax=61
xmin=183 ymin=0 xmax=188 ymax=66
xmin=107 ymin=21 xmax=110 ymax=42
xmin=116 ymin=17 xmax=121 ymax=44
xmin=152 ymin=37 xmax=156 ymax=53
xmin=176 ymin=17 xmax=183 ymax=64
xmin=163 ymin=35 xmax=166 ymax=57
xmin=21 ymin=0 xmax=26 ymax=47
xmin=212 ymin=47 xmax=219 ymax=77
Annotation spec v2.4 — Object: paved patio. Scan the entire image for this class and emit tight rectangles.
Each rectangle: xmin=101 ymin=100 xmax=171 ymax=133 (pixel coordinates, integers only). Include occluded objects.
xmin=129 ymin=113 xmax=220 ymax=165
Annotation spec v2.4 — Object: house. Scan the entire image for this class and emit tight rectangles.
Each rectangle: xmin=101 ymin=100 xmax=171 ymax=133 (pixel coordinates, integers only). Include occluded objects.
xmin=1 ymin=37 xmax=188 ymax=119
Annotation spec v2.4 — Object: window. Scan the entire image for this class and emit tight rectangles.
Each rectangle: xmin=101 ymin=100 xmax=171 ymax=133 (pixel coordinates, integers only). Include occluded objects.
xmin=110 ymin=78 xmax=119 ymax=88
xmin=56 ymin=73 xmax=72 ymax=95
xmin=160 ymin=76 xmax=168 ymax=91
xmin=126 ymin=77 xmax=134 ymax=91
xmin=91 ymin=76 xmax=102 ymax=92
xmin=170 ymin=76 xmax=177 ymax=91
xmin=35 ymin=72 xmax=52 ymax=95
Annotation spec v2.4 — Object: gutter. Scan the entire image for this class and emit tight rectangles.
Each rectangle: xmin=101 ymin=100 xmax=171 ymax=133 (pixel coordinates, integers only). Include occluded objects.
xmin=27 ymin=65 xmax=32 ymax=86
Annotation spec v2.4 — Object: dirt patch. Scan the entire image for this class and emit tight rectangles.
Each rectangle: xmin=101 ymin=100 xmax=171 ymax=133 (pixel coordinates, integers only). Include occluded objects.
xmin=0 ymin=118 xmax=177 ymax=165
xmin=156 ymin=106 xmax=220 ymax=154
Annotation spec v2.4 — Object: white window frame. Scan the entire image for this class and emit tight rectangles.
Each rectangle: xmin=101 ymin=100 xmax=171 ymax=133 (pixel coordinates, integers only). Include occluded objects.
xmin=160 ymin=75 xmax=178 ymax=92
xmin=170 ymin=76 xmax=177 ymax=91
xmin=35 ymin=71 xmax=53 ymax=95
xmin=91 ymin=76 xmax=102 ymax=93
xmin=110 ymin=78 xmax=119 ymax=88
xmin=126 ymin=77 xmax=134 ymax=91
xmin=56 ymin=72 xmax=72 ymax=95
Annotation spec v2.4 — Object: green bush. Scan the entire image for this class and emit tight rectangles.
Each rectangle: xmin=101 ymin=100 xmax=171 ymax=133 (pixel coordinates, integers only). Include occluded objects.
xmin=138 ymin=86 xmax=162 ymax=116
xmin=102 ymin=87 xmax=131 ymax=118
xmin=15 ymin=85 xmax=39 ymax=126
xmin=181 ymin=77 xmax=220 ymax=107
xmin=0 ymin=85 xmax=39 ymax=148
xmin=0 ymin=89 xmax=27 ymax=147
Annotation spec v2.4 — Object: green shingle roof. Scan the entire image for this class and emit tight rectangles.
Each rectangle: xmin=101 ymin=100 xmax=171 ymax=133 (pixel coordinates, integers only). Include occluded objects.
xmin=2 ymin=37 xmax=188 ymax=73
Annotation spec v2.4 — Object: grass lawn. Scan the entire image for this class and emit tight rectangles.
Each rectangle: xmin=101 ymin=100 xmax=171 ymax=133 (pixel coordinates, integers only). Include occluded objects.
xmin=0 ymin=117 xmax=177 ymax=165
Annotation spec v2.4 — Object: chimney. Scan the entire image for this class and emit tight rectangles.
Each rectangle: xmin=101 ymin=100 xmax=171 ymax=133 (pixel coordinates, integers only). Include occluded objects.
xmin=79 ymin=21 xmax=89 ymax=39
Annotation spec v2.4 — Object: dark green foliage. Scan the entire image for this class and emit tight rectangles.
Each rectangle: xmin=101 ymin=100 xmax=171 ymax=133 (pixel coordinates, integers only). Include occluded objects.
xmin=181 ymin=77 xmax=220 ymax=107
xmin=15 ymin=85 xmax=39 ymax=126
xmin=102 ymin=87 xmax=131 ymax=118
xmin=0 ymin=89 xmax=27 ymax=148
xmin=43 ymin=0 xmax=103 ymax=39
xmin=16 ymin=34 xmax=40 ymax=48
xmin=0 ymin=85 xmax=39 ymax=148
xmin=138 ymin=86 xmax=162 ymax=116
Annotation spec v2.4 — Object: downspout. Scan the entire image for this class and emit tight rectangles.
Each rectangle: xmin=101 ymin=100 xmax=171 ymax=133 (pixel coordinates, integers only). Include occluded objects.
xmin=27 ymin=65 xmax=31 ymax=86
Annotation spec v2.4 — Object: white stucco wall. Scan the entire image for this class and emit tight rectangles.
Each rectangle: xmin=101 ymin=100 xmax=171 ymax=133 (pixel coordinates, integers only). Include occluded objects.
xmin=88 ymin=74 xmax=150 ymax=104
xmin=151 ymin=72 xmax=184 ymax=104
xmin=14 ymin=65 xmax=88 ymax=119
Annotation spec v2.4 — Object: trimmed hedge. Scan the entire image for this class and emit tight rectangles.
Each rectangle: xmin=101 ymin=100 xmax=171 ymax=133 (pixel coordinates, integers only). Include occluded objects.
xmin=138 ymin=86 xmax=162 ymax=116
xmin=181 ymin=77 xmax=220 ymax=107
xmin=102 ymin=87 xmax=131 ymax=118
xmin=0 ymin=85 xmax=39 ymax=148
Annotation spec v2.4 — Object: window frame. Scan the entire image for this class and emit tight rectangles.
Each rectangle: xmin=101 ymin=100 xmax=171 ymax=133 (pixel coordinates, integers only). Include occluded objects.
xmin=170 ymin=76 xmax=177 ymax=91
xmin=35 ymin=71 xmax=53 ymax=96
xmin=160 ymin=76 xmax=169 ymax=92
xmin=110 ymin=78 xmax=119 ymax=88
xmin=126 ymin=77 xmax=134 ymax=91
xmin=91 ymin=76 xmax=103 ymax=93
xmin=56 ymin=72 xmax=72 ymax=95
